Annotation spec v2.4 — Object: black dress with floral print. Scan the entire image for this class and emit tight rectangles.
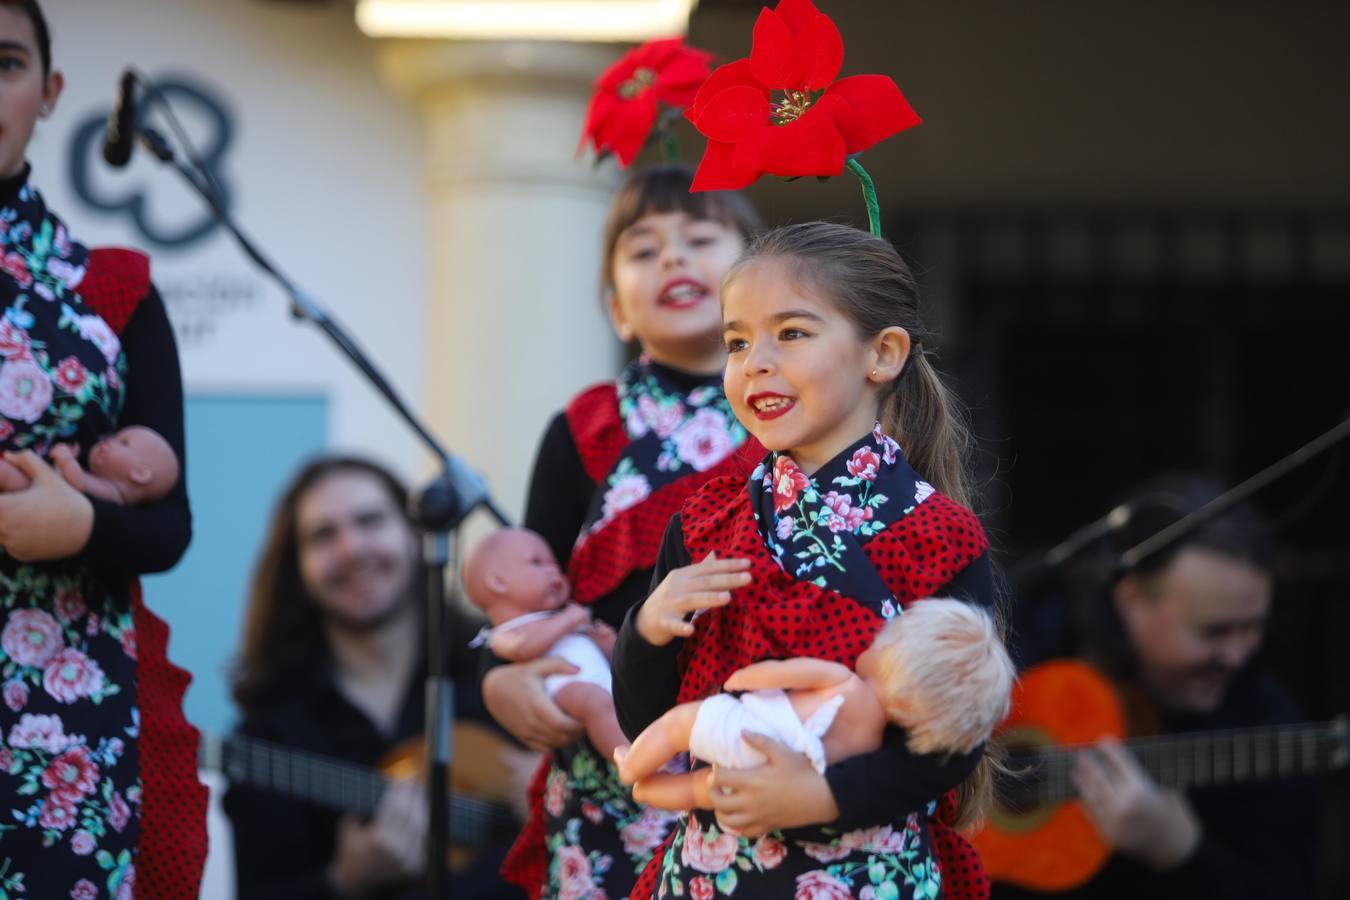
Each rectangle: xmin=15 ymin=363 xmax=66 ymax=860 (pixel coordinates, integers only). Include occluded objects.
xmin=0 ymin=169 xmax=183 ymax=899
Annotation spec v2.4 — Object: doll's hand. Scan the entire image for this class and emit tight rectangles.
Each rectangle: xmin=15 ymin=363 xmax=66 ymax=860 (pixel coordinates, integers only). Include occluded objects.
xmin=0 ymin=451 xmax=94 ymax=562
xmin=636 ymin=552 xmax=751 ymax=646
xmin=590 ymin=620 xmax=618 ymax=658
xmin=560 ymin=603 xmax=593 ymax=631
xmin=48 ymin=444 xmax=87 ymax=491
xmin=708 ymin=733 xmax=839 ymax=836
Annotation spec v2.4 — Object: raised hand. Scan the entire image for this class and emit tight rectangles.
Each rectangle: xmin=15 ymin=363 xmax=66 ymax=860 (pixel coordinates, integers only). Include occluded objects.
xmin=636 ymin=552 xmax=751 ymax=646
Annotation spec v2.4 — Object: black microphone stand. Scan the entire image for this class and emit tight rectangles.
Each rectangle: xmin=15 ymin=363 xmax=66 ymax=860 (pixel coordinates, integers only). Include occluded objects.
xmin=1119 ymin=413 xmax=1350 ymax=572
xmin=124 ymin=73 xmax=507 ymax=899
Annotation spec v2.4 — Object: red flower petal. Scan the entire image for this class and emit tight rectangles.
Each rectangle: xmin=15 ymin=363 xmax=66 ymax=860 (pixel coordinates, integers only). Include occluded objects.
xmin=602 ymin=93 xmax=661 ymax=166
xmin=696 ymin=85 xmax=770 ymax=142
xmin=579 ymin=91 xmax=620 ymax=150
xmin=690 ymin=140 xmax=753 ymax=192
xmin=690 ymin=59 xmax=767 ymax=122
xmin=640 ymin=36 xmax=688 ymax=68
xmin=749 ymin=7 xmax=804 ymax=91
xmin=735 ymin=110 xmax=847 ymax=180
xmin=795 ymin=11 xmax=844 ymax=90
xmin=774 ymin=0 xmax=826 ymax=34
xmin=657 ymin=55 xmax=717 ymax=104
xmin=595 ymin=53 xmax=638 ymax=92
xmin=818 ymin=74 xmax=922 ymax=154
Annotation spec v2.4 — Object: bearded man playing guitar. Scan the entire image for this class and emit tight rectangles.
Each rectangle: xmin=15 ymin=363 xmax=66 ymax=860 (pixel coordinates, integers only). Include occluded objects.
xmin=992 ymin=476 xmax=1323 ymax=899
xmin=223 ymin=457 xmax=533 ymax=899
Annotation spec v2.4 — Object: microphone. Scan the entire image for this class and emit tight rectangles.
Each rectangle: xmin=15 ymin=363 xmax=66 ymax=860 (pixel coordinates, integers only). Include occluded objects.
xmin=102 ymin=70 xmax=139 ymax=168
xmin=1008 ymin=491 xmax=1185 ymax=591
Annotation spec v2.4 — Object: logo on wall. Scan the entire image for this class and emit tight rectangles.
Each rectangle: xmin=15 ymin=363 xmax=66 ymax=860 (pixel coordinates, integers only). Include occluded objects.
xmin=67 ymin=76 xmax=264 ymax=349
xmin=67 ymin=76 xmax=234 ymax=250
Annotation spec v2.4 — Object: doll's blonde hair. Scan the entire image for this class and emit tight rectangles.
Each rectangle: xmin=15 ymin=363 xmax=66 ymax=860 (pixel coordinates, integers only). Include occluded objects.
xmin=869 ymin=598 xmax=1014 ymax=756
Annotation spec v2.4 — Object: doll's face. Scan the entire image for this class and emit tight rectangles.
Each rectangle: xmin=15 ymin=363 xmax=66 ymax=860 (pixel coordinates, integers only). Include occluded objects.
xmin=89 ymin=426 xmax=180 ymax=502
xmin=468 ymin=529 xmax=570 ymax=625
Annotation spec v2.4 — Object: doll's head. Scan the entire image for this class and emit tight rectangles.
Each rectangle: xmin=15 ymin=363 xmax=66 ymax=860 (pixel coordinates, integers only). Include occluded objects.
xmin=855 ymin=598 xmax=1014 ymax=755
xmin=462 ymin=528 xmax=571 ymax=626
xmin=601 ymin=165 xmax=761 ymax=370
xmin=89 ymin=425 xmax=179 ymax=504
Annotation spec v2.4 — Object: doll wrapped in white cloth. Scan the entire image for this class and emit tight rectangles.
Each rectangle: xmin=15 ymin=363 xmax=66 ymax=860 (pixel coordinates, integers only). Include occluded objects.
xmin=464 ymin=528 xmax=626 ymax=758
xmin=614 ymin=597 xmax=1014 ymax=811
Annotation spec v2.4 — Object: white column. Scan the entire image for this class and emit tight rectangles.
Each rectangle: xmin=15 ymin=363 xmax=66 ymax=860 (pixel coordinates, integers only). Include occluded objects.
xmin=378 ymin=40 xmax=626 ymax=522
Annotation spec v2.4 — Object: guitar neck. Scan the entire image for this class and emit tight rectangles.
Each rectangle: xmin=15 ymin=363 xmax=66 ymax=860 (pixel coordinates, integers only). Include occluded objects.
xmin=203 ymin=733 xmax=387 ymax=816
xmin=1126 ymin=720 xmax=1348 ymax=790
xmin=1027 ymin=717 xmax=1348 ymax=805
xmin=200 ymin=732 xmax=517 ymax=845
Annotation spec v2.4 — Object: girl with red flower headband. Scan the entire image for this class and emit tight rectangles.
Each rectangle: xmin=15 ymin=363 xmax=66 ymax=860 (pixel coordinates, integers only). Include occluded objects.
xmin=482 ymin=164 xmax=764 ymax=899
xmin=612 ymin=222 xmax=1004 ymax=900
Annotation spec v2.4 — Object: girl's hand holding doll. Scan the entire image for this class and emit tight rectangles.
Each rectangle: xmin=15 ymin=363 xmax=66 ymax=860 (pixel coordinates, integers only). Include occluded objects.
xmin=708 ymin=733 xmax=840 ymax=837
xmin=482 ymin=657 xmax=585 ymax=753
xmin=636 ymin=552 xmax=751 ymax=646
xmin=0 ymin=451 xmax=94 ymax=561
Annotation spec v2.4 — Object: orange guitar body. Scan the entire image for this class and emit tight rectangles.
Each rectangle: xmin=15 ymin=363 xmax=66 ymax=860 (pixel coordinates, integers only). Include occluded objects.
xmin=379 ymin=721 xmax=538 ymax=872
xmin=971 ymin=660 xmax=1126 ymax=893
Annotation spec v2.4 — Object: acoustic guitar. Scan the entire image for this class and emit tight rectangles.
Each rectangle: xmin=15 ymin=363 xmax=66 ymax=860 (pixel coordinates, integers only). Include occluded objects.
xmin=200 ymin=720 xmax=535 ymax=870
xmin=971 ymin=659 xmax=1348 ymax=892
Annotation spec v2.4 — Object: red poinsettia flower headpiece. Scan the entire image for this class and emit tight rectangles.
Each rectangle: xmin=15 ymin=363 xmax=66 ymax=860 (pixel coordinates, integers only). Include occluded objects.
xmin=579 ymin=37 xmax=715 ymax=168
xmin=686 ymin=0 xmax=921 ymax=234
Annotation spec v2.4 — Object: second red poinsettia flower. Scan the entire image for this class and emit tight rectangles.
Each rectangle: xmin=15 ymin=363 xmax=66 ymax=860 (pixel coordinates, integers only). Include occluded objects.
xmin=580 ymin=37 xmax=714 ymax=168
xmin=686 ymin=0 xmax=921 ymax=191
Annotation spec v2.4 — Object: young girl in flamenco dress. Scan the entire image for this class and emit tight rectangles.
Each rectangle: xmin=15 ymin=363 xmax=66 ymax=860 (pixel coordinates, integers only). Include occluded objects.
xmin=613 ymin=221 xmax=1004 ymax=900
xmin=0 ymin=2 xmax=205 ymax=896
xmin=482 ymin=164 xmax=764 ymax=899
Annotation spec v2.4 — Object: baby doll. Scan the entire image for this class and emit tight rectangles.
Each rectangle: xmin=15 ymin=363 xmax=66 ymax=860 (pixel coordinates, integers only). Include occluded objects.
xmin=464 ymin=527 xmax=627 ymax=759
xmin=614 ymin=598 xmax=1014 ymax=811
xmin=0 ymin=425 xmax=179 ymax=505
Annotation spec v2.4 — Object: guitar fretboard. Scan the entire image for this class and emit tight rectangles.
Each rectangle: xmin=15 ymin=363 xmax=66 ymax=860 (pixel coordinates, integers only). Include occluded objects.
xmin=200 ymin=733 xmax=518 ymax=845
xmin=1011 ymin=718 xmax=1348 ymax=808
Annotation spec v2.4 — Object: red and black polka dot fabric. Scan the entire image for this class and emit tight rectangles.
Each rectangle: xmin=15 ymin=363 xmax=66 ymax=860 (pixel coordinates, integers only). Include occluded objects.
xmin=84 ymin=250 xmax=208 ymax=900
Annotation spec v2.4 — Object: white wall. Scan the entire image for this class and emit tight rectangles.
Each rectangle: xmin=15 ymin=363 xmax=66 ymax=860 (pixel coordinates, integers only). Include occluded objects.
xmin=40 ymin=0 xmax=427 ymax=478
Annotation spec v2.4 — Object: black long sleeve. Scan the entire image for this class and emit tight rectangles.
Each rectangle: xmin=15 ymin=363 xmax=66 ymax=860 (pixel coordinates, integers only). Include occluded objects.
xmin=79 ymin=287 xmax=191 ymax=577
xmin=522 ymin=412 xmax=594 ymax=571
xmin=612 ymin=516 xmax=689 ymax=740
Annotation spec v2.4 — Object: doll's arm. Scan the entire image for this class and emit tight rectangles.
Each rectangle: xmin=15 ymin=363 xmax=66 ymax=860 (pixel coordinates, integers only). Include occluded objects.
xmin=632 ymin=769 xmax=715 ymax=812
xmin=50 ymin=444 xmax=91 ymax=493
xmin=50 ymin=446 xmax=124 ymax=504
xmin=490 ymin=603 xmax=592 ymax=662
xmin=723 ymin=658 xmax=855 ymax=692
xmin=615 ymin=702 xmax=700 ymax=785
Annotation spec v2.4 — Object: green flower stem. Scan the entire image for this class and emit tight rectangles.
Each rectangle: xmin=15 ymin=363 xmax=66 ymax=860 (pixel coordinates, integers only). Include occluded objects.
xmin=662 ymin=132 xmax=680 ymax=164
xmin=846 ymin=158 xmax=882 ymax=237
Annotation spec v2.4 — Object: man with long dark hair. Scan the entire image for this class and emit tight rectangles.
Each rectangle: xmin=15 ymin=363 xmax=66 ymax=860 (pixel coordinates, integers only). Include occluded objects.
xmin=223 ymin=456 xmax=531 ymax=898
xmin=998 ymin=475 xmax=1321 ymax=899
